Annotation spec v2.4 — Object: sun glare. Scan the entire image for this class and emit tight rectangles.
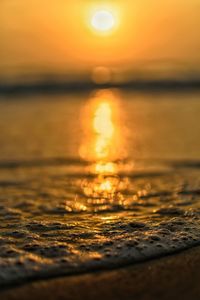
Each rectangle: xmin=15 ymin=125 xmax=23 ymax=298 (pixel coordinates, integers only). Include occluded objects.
xmin=91 ymin=10 xmax=115 ymax=33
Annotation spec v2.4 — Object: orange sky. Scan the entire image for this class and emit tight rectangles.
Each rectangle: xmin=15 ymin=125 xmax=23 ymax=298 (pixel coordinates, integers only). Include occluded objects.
xmin=0 ymin=0 xmax=200 ymax=75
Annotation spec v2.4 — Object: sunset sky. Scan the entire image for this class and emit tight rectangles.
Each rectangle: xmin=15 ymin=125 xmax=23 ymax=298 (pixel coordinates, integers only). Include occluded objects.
xmin=1 ymin=0 xmax=200 ymax=76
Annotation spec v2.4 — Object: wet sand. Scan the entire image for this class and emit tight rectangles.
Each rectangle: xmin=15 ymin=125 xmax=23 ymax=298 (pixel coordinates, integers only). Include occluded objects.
xmin=1 ymin=245 xmax=200 ymax=300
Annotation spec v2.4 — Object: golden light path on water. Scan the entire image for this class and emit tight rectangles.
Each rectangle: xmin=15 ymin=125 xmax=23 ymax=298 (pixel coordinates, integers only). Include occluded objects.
xmin=78 ymin=89 xmax=129 ymax=210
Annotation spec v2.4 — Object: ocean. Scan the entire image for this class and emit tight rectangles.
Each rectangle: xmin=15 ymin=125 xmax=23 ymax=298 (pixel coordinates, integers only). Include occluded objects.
xmin=0 ymin=89 xmax=200 ymax=286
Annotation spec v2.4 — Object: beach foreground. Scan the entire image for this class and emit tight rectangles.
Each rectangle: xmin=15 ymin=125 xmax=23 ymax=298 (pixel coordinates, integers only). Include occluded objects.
xmin=1 ymin=245 xmax=200 ymax=300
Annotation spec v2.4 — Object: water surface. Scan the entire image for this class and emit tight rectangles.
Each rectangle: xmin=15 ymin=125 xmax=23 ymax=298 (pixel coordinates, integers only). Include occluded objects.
xmin=0 ymin=90 xmax=200 ymax=286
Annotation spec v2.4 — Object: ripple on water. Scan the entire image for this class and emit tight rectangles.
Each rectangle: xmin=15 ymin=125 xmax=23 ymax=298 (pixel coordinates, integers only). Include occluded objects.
xmin=0 ymin=164 xmax=200 ymax=286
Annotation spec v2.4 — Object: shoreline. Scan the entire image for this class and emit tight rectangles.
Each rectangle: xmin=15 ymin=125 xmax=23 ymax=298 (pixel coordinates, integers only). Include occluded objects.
xmin=1 ymin=245 xmax=200 ymax=300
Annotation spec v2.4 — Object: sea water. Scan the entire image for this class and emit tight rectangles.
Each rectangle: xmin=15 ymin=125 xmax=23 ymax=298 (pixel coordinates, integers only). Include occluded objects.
xmin=0 ymin=89 xmax=200 ymax=286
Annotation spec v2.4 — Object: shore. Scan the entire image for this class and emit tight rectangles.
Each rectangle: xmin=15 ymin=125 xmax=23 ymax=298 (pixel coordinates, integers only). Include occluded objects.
xmin=1 ymin=245 xmax=200 ymax=300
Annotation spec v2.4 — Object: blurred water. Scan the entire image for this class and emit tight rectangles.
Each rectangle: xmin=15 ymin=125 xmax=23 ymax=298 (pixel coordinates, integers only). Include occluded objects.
xmin=0 ymin=89 xmax=200 ymax=286
xmin=0 ymin=90 xmax=200 ymax=161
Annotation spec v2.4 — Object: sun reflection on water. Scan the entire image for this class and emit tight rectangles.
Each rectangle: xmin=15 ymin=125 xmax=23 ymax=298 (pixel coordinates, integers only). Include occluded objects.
xmin=94 ymin=161 xmax=116 ymax=175
xmin=77 ymin=89 xmax=129 ymax=211
xmin=94 ymin=101 xmax=114 ymax=159
xmin=79 ymin=89 xmax=126 ymax=162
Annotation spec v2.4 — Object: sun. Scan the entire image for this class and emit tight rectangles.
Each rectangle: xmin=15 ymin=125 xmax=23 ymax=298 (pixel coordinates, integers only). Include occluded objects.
xmin=91 ymin=10 xmax=115 ymax=33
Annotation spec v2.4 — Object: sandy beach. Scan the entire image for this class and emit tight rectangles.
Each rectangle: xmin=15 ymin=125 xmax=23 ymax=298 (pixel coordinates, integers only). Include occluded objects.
xmin=1 ymin=245 xmax=200 ymax=300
